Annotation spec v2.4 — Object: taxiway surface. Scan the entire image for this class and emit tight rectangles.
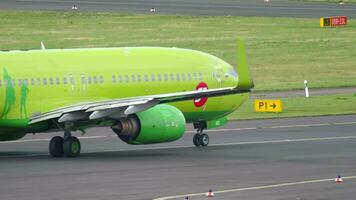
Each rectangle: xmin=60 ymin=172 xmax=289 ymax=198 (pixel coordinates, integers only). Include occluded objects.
xmin=0 ymin=115 xmax=356 ymax=200
xmin=1 ymin=0 xmax=356 ymax=18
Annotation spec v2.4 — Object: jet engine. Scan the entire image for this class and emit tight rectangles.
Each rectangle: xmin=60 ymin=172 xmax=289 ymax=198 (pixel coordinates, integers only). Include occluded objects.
xmin=111 ymin=104 xmax=186 ymax=144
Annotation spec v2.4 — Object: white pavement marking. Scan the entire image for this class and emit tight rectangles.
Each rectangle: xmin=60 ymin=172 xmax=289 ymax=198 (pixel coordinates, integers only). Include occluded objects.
xmin=153 ymin=176 xmax=356 ymax=200
xmin=95 ymin=135 xmax=356 ymax=152
xmin=0 ymin=121 xmax=355 ymax=158
xmin=186 ymin=121 xmax=356 ymax=133
xmin=1 ymin=121 xmax=354 ymax=144
xmin=0 ymin=136 xmax=106 ymax=144
xmin=210 ymin=136 xmax=356 ymax=147
xmin=2 ymin=135 xmax=356 ymax=158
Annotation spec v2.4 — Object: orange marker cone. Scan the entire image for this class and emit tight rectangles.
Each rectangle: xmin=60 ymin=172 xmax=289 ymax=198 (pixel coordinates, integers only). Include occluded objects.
xmin=335 ymin=175 xmax=343 ymax=183
xmin=206 ymin=189 xmax=215 ymax=197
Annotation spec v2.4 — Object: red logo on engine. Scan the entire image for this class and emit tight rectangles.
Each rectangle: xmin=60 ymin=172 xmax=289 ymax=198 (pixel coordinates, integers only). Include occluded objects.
xmin=194 ymin=82 xmax=208 ymax=107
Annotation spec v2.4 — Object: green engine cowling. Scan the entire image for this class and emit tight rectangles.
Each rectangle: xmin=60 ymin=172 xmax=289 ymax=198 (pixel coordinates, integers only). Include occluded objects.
xmin=111 ymin=104 xmax=186 ymax=145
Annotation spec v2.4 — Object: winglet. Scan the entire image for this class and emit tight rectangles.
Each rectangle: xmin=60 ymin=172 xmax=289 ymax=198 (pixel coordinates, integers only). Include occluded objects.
xmin=236 ymin=39 xmax=254 ymax=89
xmin=40 ymin=41 xmax=46 ymax=50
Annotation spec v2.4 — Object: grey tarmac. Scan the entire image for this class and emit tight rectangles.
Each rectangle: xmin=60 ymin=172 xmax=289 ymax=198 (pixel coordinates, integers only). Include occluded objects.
xmin=0 ymin=115 xmax=356 ymax=200
xmin=1 ymin=0 xmax=356 ymax=18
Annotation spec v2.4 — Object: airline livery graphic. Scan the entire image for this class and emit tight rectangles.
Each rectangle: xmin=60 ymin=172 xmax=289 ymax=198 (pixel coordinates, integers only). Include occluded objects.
xmin=0 ymin=68 xmax=29 ymax=119
xmin=194 ymin=82 xmax=208 ymax=107
xmin=20 ymin=79 xmax=29 ymax=118
xmin=1 ymin=68 xmax=16 ymax=119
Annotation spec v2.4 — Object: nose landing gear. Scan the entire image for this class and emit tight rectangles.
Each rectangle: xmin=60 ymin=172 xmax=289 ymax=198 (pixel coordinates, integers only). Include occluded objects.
xmin=193 ymin=122 xmax=209 ymax=147
xmin=193 ymin=132 xmax=209 ymax=147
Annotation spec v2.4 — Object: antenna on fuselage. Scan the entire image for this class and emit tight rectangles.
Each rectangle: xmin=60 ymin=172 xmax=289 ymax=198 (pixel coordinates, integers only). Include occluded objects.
xmin=40 ymin=41 xmax=46 ymax=50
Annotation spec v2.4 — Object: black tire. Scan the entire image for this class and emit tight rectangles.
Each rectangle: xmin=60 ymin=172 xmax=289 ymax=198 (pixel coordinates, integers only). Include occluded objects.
xmin=200 ymin=133 xmax=209 ymax=147
xmin=49 ymin=136 xmax=64 ymax=157
xmin=63 ymin=136 xmax=81 ymax=157
xmin=193 ymin=134 xmax=202 ymax=146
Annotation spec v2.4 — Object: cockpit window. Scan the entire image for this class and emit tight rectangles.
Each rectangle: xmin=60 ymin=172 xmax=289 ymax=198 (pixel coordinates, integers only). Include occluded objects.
xmin=228 ymin=68 xmax=238 ymax=78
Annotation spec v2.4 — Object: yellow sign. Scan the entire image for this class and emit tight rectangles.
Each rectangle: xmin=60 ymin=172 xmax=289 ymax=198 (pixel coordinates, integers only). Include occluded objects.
xmin=320 ymin=17 xmax=330 ymax=27
xmin=254 ymin=100 xmax=282 ymax=113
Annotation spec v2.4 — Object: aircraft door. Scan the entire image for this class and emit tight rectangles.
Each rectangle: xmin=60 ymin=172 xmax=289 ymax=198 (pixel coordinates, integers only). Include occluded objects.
xmin=79 ymin=73 xmax=88 ymax=94
xmin=214 ymin=67 xmax=224 ymax=87
xmin=67 ymin=73 xmax=88 ymax=96
xmin=67 ymin=73 xmax=76 ymax=95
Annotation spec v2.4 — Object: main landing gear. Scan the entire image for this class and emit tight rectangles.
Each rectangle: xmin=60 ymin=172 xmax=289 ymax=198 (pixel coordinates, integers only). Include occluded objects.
xmin=193 ymin=122 xmax=209 ymax=147
xmin=49 ymin=131 xmax=81 ymax=157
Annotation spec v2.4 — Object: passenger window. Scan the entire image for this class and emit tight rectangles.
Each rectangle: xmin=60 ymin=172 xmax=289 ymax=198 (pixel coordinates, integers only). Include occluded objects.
xmin=157 ymin=74 xmax=162 ymax=82
xmin=151 ymin=74 xmax=155 ymax=81
xmin=131 ymin=75 xmax=136 ymax=82
xmin=199 ymin=73 xmax=203 ymax=80
xmin=182 ymin=73 xmax=186 ymax=81
xmin=144 ymin=74 xmax=149 ymax=82
xmin=49 ymin=77 xmax=53 ymax=85
xmin=118 ymin=75 xmax=122 ymax=83
xmin=69 ymin=75 xmax=74 ymax=85
xmin=112 ymin=75 xmax=116 ymax=83
xmin=62 ymin=77 xmax=67 ymax=85
xmin=24 ymin=79 xmax=28 ymax=86
xmin=176 ymin=73 xmax=180 ymax=81
xmin=99 ymin=76 xmax=104 ymax=83
xmin=193 ymin=73 xmax=197 ymax=80
xmin=37 ymin=78 xmax=41 ymax=85
xmin=87 ymin=76 xmax=92 ymax=84
xmin=31 ymin=78 xmax=35 ymax=86
xmin=187 ymin=73 xmax=191 ymax=81
xmin=125 ymin=75 xmax=129 ymax=83
xmin=43 ymin=78 xmax=47 ymax=85
xmin=4 ymin=80 xmax=8 ymax=86
xmin=170 ymin=73 xmax=174 ymax=81
xmin=11 ymin=80 xmax=15 ymax=87
xmin=56 ymin=77 xmax=60 ymax=85
xmin=18 ymin=79 xmax=22 ymax=86
xmin=93 ymin=76 xmax=97 ymax=84
xmin=164 ymin=73 xmax=168 ymax=81
xmin=0 ymin=80 xmax=2 ymax=86
xmin=81 ymin=75 xmax=86 ymax=84
xmin=137 ymin=75 xmax=141 ymax=82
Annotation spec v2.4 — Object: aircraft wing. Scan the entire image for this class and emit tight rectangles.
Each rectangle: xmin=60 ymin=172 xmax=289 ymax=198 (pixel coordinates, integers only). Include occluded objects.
xmin=29 ymin=86 xmax=251 ymax=124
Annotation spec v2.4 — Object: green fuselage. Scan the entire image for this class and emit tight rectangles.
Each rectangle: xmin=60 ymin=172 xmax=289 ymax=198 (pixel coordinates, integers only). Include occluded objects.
xmin=0 ymin=47 xmax=248 ymax=138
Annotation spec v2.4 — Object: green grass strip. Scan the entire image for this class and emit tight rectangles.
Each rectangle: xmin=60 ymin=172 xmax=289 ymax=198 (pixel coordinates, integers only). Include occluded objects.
xmin=1 ymin=11 xmax=356 ymax=91
xmin=229 ymin=93 xmax=356 ymax=120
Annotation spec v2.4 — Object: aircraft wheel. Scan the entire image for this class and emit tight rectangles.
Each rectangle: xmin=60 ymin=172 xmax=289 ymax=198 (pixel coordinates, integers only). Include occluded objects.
xmin=193 ymin=134 xmax=202 ymax=146
xmin=49 ymin=136 xmax=64 ymax=157
xmin=200 ymin=133 xmax=209 ymax=147
xmin=63 ymin=136 xmax=81 ymax=157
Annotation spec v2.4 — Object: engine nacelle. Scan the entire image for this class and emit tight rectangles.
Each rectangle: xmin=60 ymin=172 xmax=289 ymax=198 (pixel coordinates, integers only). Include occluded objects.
xmin=111 ymin=104 xmax=186 ymax=145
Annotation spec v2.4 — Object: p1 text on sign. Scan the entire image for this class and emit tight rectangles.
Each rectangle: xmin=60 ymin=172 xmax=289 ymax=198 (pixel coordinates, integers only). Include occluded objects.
xmin=254 ymin=100 xmax=282 ymax=113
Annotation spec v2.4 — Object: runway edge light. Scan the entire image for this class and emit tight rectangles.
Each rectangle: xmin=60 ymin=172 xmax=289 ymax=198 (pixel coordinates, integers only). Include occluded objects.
xmin=206 ymin=189 xmax=215 ymax=197
xmin=335 ymin=175 xmax=343 ymax=183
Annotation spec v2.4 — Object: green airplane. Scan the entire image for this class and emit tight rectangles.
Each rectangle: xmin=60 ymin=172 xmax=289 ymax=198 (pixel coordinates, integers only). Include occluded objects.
xmin=0 ymin=40 xmax=254 ymax=157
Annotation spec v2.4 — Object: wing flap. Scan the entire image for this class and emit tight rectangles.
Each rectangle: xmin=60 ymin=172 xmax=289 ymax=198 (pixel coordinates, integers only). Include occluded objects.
xmin=28 ymin=86 xmax=249 ymax=125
